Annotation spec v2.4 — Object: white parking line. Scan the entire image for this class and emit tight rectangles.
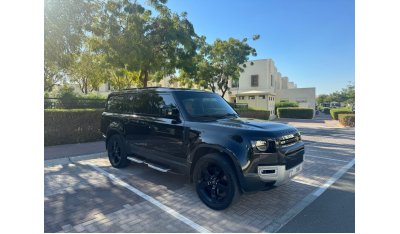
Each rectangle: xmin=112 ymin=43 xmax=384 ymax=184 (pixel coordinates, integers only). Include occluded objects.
xmin=87 ymin=163 xmax=210 ymax=233
xmin=306 ymin=154 xmax=353 ymax=163
xmin=263 ymin=158 xmax=355 ymax=233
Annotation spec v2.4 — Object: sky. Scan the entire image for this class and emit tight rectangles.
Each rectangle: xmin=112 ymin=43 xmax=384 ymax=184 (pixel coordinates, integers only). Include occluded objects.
xmin=163 ymin=0 xmax=355 ymax=95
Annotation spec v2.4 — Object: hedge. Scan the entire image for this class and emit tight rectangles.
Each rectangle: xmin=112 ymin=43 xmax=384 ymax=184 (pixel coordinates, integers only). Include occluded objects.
xmin=44 ymin=109 xmax=103 ymax=146
xmin=236 ymin=109 xmax=270 ymax=120
xmin=44 ymin=98 xmax=106 ymax=109
xmin=277 ymin=108 xmax=314 ymax=119
xmin=338 ymin=114 xmax=355 ymax=127
xmin=275 ymin=101 xmax=299 ymax=114
xmin=330 ymin=108 xmax=353 ymax=120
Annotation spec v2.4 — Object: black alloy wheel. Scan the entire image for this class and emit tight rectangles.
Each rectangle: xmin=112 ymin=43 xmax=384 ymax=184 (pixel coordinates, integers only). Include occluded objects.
xmin=107 ymin=134 xmax=129 ymax=168
xmin=194 ymin=154 xmax=239 ymax=210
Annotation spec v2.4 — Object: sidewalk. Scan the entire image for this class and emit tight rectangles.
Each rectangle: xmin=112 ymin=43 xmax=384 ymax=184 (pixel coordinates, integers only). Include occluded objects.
xmin=274 ymin=113 xmax=344 ymax=128
xmin=44 ymin=140 xmax=106 ymax=160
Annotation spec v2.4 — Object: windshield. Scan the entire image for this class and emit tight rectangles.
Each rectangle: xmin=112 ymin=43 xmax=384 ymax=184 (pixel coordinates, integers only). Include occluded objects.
xmin=174 ymin=91 xmax=238 ymax=119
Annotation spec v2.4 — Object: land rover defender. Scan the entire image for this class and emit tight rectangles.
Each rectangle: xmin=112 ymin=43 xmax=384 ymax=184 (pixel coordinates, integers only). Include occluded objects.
xmin=101 ymin=88 xmax=304 ymax=210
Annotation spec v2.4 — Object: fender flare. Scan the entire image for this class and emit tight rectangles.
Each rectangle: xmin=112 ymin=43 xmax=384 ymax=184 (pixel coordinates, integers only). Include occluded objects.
xmin=188 ymin=144 xmax=246 ymax=191
xmin=105 ymin=124 xmax=125 ymax=149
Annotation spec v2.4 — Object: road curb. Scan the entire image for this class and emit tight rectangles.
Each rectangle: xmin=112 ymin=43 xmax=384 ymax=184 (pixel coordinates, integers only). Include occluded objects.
xmin=44 ymin=152 xmax=107 ymax=167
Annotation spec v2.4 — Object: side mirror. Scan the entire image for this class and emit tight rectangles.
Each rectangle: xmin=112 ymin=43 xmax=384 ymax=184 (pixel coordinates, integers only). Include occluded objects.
xmin=161 ymin=105 xmax=180 ymax=119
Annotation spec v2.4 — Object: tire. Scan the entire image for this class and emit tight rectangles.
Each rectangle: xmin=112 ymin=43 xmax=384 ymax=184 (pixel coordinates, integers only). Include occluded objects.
xmin=193 ymin=153 xmax=240 ymax=210
xmin=107 ymin=134 xmax=129 ymax=168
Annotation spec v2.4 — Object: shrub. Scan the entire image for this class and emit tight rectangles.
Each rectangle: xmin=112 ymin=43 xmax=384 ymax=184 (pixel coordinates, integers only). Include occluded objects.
xmin=338 ymin=114 xmax=355 ymax=127
xmin=44 ymin=109 xmax=104 ymax=146
xmin=275 ymin=101 xmax=299 ymax=114
xmin=236 ymin=109 xmax=270 ymax=120
xmin=83 ymin=92 xmax=108 ymax=100
xmin=277 ymin=108 xmax=314 ymax=119
xmin=56 ymin=85 xmax=80 ymax=109
xmin=229 ymin=102 xmax=249 ymax=110
xmin=330 ymin=108 xmax=353 ymax=120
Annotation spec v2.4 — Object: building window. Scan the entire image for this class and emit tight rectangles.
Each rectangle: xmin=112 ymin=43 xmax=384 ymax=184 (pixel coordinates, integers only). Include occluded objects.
xmin=259 ymin=95 xmax=265 ymax=99
xmin=251 ymin=75 xmax=259 ymax=87
xmin=296 ymin=99 xmax=307 ymax=103
xmin=239 ymin=96 xmax=245 ymax=100
xmin=271 ymin=75 xmax=274 ymax=87
xmin=232 ymin=79 xmax=239 ymax=88
xmin=249 ymin=96 xmax=255 ymax=100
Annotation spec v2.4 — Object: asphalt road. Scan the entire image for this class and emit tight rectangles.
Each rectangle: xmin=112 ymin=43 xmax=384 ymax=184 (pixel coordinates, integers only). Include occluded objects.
xmin=278 ymin=166 xmax=355 ymax=233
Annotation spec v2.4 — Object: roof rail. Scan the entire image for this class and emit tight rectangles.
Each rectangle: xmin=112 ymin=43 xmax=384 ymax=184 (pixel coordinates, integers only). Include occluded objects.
xmin=122 ymin=86 xmax=162 ymax=90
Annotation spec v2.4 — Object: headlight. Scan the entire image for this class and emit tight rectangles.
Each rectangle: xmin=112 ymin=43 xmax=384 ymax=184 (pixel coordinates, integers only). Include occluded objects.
xmin=251 ymin=140 xmax=269 ymax=152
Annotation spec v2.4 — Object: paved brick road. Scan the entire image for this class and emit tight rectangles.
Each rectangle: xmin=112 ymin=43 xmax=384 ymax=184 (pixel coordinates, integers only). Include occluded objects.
xmin=44 ymin=116 xmax=354 ymax=233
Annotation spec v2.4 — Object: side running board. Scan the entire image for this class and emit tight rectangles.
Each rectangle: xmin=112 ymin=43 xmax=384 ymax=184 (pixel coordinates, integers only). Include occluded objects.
xmin=127 ymin=156 xmax=170 ymax=173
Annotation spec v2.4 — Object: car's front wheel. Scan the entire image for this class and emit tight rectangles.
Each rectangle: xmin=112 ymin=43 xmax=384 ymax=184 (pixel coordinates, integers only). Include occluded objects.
xmin=193 ymin=153 xmax=240 ymax=210
xmin=107 ymin=134 xmax=129 ymax=168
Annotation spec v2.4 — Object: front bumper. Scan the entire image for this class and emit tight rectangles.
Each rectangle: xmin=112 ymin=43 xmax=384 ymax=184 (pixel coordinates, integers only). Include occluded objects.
xmin=239 ymin=141 xmax=304 ymax=192
xmin=257 ymin=162 xmax=303 ymax=186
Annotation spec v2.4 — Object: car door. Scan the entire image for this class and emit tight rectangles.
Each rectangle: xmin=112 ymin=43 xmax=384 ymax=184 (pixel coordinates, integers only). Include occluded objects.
xmin=123 ymin=92 xmax=153 ymax=157
xmin=147 ymin=93 xmax=186 ymax=164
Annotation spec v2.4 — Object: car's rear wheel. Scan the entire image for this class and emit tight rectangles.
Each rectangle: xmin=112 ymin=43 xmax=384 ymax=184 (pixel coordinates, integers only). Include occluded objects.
xmin=107 ymin=134 xmax=129 ymax=168
xmin=193 ymin=153 xmax=240 ymax=210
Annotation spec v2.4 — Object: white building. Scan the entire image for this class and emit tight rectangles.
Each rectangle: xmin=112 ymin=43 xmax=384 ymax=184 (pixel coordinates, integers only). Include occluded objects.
xmin=222 ymin=59 xmax=316 ymax=118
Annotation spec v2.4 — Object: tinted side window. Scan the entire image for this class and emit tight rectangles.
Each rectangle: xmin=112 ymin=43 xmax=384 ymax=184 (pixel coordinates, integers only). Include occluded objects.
xmin=125 ymin=92 xmax=177 ymax=117
xmin=159 ymin=94 xmax=177 ymax=108
xmin=125 ymin=93 xmax=139 ymax=114
xmin=106 ymin=95 xmax=124 ymax=113
xmin=124 ymin=92 xmax=159 ymax=115
xmin=159 ymin=94 xmax=178 ymax=118
xmin=124 ymin=92 xmax=156 ymax=115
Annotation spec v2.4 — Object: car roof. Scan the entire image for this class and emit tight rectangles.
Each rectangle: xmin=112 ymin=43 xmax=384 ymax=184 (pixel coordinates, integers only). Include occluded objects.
xmin=108 ymin=87 xmax=210 ymax=96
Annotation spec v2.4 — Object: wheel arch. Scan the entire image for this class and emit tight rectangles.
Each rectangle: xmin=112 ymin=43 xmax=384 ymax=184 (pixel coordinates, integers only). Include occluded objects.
xmin=189 ymin=145 xmax=245 ymax=192
xmin=105 ymin=128 xmax=124 ymax=149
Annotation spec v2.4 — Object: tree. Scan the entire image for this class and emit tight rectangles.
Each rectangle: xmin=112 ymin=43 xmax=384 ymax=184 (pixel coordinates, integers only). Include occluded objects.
xmin=317 ymin=82 xmax=355 ymax=105
xmin=340 ymin=82 xmax=355 ymax=105
xmin=44 ymin=0 xmax=98 ymax=90
xmin=187 ymin=36 xmax=258 ymax=97
xmin=93 ymin=0 xmax=197 ymax=87
xmin=316 ymin=94 xmax=331 ymax=105
xmin=107 ymin=66 xmax=141 ymax=90
xmin=67 ymin=48 xmax=108 ymax=94
xmin=44 ymin=63 xmax=64 ymax=92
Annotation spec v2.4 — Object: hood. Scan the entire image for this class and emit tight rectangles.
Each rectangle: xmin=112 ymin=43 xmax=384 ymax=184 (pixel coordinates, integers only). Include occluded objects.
xmin=206 ymin=117 xmax=298 ymax=137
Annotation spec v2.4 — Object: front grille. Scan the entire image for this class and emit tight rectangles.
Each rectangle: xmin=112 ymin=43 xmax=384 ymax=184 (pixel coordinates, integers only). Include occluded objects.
xmin=286 ymin=153 xmax=304 ymax=170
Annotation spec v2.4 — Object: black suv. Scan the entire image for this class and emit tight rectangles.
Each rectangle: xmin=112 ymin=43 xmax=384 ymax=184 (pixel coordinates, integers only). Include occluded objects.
xmin=101 ymin=88 xmax=304 ymax=210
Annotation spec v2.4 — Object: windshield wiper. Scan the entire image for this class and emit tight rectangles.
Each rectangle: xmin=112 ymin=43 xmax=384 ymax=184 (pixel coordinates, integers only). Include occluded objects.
xmin=194 ymin=113 xmax=238 ymax=119
xmin=215 ymin=113 xmax=238 ymax=118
